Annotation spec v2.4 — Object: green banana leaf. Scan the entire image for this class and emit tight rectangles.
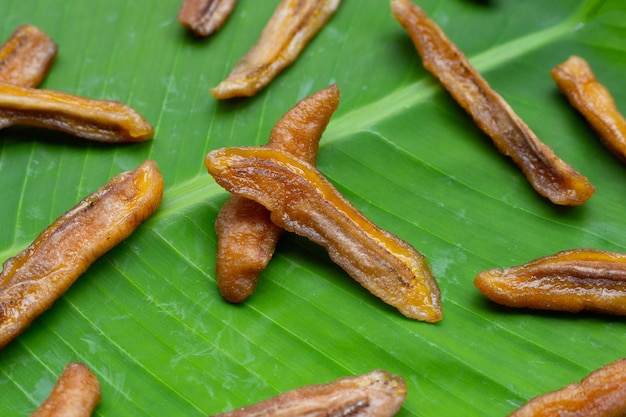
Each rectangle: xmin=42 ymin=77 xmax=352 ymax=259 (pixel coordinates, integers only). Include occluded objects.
xmin=1 ymin=0 xmax=625 ymax=415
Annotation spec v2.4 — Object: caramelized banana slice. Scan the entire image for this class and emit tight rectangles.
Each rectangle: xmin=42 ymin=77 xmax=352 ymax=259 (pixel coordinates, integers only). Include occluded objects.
xmin=178 ymin=0 xmax=237 ymax=37
xmin=211 ymin=0 xmax=341 ymax=99
xmin=508 ymin=359 xmax=626 ymax=417
xmin=30 ymin=363 xmax=101 ymax=417
xmin=0 ymin=160 xmax=164 ymax=349
xmin=0 ymin=24 xmax=58 ymax=88
xmin=208 ymin=370 xmax=407 ymax=417
xmin=0 ymin=83 xmax=154 ymax=142
xmin=552 ymin=55 xmax=626 ymax=163
xmin=474 ymin=248 xmax=626 ymax=315
xmin=206 ymin=146 xmax=442 ymax=322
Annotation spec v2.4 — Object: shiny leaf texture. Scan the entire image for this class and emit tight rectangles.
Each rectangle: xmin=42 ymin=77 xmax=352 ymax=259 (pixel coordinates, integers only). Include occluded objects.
xmin=1 ymin=0 xmax=625 ymax=416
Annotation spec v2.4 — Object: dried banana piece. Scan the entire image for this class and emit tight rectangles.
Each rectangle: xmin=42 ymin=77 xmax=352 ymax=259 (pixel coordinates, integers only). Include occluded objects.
xmin=208 ymin=370 xmax=407 ymax=417
xmin=178 ymin=0 xmax=237 ymax=37
xmin=507 ymin=359 xmax=626 ymax=417
xmin=0 ymin=83 xmax=154 ymax=142
xmin=0 ymin=24 xmax=57 ymax=88
xmin=552 ymin=55 xmax=626 ymax=163
xmin=30 ymin=363 xmax=101 ymax=417
xmin=211 ymin=0 xmax=341 ymax=99
xmin=0 ymin=160 xmax=164 ymax=349
xmin=474 ymin=248 xmax=626 ymax=315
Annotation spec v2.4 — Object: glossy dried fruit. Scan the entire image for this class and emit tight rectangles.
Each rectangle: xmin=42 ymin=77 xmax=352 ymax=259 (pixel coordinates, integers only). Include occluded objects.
xmin=207 ymin=370 xmax=407 ymax=417
xmin=30 ymin=362 xmax=101 ymax=417
xmin=391 ymin=0 xmax=594 ymax=206
xmin=0 ymin=24 xmax=58 ymax=88
xmin=215 ymin=84 xmax=339 ymax=303
xmin=507 ymin=358 xmax=626 ymax=417
xmin=0 ymin=160 xmax=164 ymax=349
xmin=206 ymin=146 xmax=442 ymax=322
xmin=552 ymin=55 xmax=626 ymax=163
xmin=474 ymin=249 xmax=626 ymax=315
xmin=267 ymin=84 xmax=339 ymax=161
xmin=0 ymin=82 xmax=154 ymax=142
xmin=178 ymin=0 xmax=237 ymax=37
xmin=211 ymin=0 xmax=341 ymax=99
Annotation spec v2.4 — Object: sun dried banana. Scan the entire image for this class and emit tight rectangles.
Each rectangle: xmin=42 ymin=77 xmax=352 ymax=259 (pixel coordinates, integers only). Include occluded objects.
xmin=0 ymin=160 xmax=164 ymax=349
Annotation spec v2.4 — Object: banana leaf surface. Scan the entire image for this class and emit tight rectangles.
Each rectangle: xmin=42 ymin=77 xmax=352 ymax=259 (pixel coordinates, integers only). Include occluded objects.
xmin=1 ymin=0 xmax=625 ymax=416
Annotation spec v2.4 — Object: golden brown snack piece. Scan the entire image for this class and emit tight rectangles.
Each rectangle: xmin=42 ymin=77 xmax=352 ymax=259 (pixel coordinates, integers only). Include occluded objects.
xmin=391 ymin=0 xmax=594 ymax=206
xmin=0 ymin=24 xmax=58 ymax=88
xmin=207 ymin=370 xmax=407 ymax=417
xmin=211 ymin=0 xmax=342 ymax=99
xmin=474 ymin=249 xmax=626 ymax=315
xmin=30 ymin=363 xmax=101 ymax=417
xmin=206 ymin=146 xmax=442 ymax=322
xmin=178 ymin=0 xmax=237 ymax=37
xmin=267 ymin=84 xmax=339 ymax=160
xmin=552 ymin=55 xmax=626 ymax=163
xmin=216 ymin=84 xmax=339 ymax=303
xmin=0 ymin=82 xmax=154 ymax=142
xmin=507 ymin=358 xmax=626 ymax=417
xmin=216 ymin=197 xmax=283 ymax=302
xmin=0 ymin=160 xmax=164 ymax=349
